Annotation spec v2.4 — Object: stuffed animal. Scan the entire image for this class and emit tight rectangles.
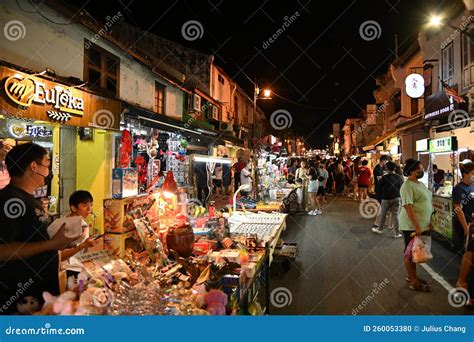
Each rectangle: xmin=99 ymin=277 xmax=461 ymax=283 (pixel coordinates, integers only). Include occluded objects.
xmin=204 ymin=289 xmax=228 ymax=315
xmin=16 ymin=296 xmax=40 ymax=315
xmin=79 ymin=287 xmax=113 ymax=308
xmin=42 ymin=291 xmax=78 ymax=315
xmin=192 ymin=284 xmax=207 ymax=308
xmin=53 ymin=291 xmax=77 ymax=315
xmin=74 ymin=305 xmax=103 ymax=316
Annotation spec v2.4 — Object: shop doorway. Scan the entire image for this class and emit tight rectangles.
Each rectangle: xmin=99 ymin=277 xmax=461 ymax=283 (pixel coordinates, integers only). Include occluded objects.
xmin=59 ymin=126 xmax=77 ymax=215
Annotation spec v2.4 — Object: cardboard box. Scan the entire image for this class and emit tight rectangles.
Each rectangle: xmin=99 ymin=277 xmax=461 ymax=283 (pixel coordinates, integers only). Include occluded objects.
xmin=104 ymin=193 xmax=160 ymax=233
xmin=85 ymin=236 xmax=105 ymax=253
xmin=112 ymin=168 xmax=138 ymax=199
xmin=104 ymin=231 xmax=144 ymax=258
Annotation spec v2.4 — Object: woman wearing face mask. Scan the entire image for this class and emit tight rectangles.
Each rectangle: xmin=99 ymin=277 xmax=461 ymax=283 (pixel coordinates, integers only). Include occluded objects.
xmin=399 ymin=159 xmax=433 ymax=292
xmin=454 ymin=162 xmax=474 ymax=308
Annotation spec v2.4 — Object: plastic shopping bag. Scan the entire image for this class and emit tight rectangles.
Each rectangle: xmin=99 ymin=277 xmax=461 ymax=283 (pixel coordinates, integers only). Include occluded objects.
xmin=411 ymin=236 xmax=433 ymax=263
xmin=404 ymin=238 xmax=415 ymax=260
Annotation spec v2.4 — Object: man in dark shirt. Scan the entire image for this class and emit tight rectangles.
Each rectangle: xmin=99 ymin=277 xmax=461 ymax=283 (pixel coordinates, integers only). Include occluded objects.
xmin=453 ymin=162 xmax=474 ymax=307
xmin=373 ymin=155 xmax=389 ymax=201
xmin=0 ymin=143 xmax=74 ymax=314
xmin=372 ymin=161 xmax=404 ymax=238
xmin=194 ymin=161 xmax=210 ymax=205
xmin=433 ymin=164 xmax=445 ymax=191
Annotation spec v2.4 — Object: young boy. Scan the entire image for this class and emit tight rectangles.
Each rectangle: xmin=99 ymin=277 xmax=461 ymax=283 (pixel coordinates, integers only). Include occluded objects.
xmin=60 ymin=191 xmax=95 ymax=259
xmin=295 ymin=178 xmax=304 ymax=212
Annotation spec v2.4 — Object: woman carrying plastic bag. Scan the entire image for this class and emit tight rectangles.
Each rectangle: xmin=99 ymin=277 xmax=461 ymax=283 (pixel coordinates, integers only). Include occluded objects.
xmin=399 ymin=159 xmax=433 ymax=292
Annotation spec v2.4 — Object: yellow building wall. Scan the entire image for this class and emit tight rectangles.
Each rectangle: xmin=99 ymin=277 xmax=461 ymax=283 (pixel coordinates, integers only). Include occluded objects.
xmin=76 ymin=130 xmax=112 ymax=234
xmin=50 ymin=125 xmax=60 ymax=202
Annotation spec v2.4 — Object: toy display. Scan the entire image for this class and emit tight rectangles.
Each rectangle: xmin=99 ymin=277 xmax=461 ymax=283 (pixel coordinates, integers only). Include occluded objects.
xmin=112 ymin=168 xmax=138 ymax=198
xmin=104 ymin=193 xmax=160 ymax=233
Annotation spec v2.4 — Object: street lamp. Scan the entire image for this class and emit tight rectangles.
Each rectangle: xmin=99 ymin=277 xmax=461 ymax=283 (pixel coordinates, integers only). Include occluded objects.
xmin=329 ymin=134 xmax=334 ymax=138
xmin=428 ymin=14 xmax=474 ymax=38
xmin=429 ymin=15 xmax=442 ymax=26
xmin=253 ymin=85 xmax=272 ymax=139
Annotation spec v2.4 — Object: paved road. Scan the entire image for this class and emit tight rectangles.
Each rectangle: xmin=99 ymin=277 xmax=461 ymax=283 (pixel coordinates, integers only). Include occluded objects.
xmin=270 ymin=195 xmax=473 ymax=315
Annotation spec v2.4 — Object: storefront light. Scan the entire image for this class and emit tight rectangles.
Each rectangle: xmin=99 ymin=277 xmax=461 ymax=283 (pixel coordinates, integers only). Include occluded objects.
xmin=193 ymin=155 xmax=232 ymax=164
xmin=162 ymin=191 xmax=175 ymax=199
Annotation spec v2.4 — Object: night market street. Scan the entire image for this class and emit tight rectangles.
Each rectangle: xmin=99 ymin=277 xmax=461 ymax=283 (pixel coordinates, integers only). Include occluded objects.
xmin=271 ymin=195 xmax=472 ymax=315
xmin=1 ymin=0 xmax=474 ymax=328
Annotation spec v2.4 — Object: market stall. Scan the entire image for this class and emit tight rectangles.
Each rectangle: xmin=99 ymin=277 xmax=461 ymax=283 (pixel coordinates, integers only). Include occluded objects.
xmin=30 ymin=177 xmax=291 ymax=316
xmin=242 ymin=137 xmax=292 ymax=212
xmin=417 ymin=136 xmax=467 ymax=246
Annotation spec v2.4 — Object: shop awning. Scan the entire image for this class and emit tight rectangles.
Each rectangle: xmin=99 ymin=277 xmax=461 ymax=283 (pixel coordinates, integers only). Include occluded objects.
xmin=362 ymin=132 xmax=397 ymax=151
xmin=395 ymin=114 xmax=424 ymax=132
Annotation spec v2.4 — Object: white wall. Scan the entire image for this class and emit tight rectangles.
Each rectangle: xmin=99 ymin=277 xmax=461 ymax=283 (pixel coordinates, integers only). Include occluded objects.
xmin=0 ymin=0 xmax=184 ymax=117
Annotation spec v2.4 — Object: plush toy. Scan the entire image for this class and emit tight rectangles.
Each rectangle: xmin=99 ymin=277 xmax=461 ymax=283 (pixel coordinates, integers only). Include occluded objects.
xmin=42 ymin=291 xmax=78 ymax=315
xmin=74 ymin=305 xmax=103 ymax=316
xmin=16 ymin=296 xmax=40 ymax=315
xmin=79 ymin=287 xmax=113 ymax=308
xmin=204 ymin=289 xmax=228 ymax=315
xmin=192 ymin=284 xmax=207 ymax=308
xmin=53 ymin=291 xmax=77 ymax=315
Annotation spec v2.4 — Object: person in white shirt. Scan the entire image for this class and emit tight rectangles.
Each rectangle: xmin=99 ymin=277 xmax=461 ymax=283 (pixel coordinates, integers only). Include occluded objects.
xmin=213 ymin=163 xmax=223 ymax=197
xmin=0 ymin=139 xmax=13 ymax=190
xmin=240 ymin=163 xmax=253 ymax=196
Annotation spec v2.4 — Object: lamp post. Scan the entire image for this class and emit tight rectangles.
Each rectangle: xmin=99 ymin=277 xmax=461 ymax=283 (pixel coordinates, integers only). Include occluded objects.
xmin=252 ymin=85 xmax=271 ymax=139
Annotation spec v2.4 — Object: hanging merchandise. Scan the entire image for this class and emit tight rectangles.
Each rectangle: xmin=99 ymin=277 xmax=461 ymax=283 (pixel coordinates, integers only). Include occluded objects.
xmin=147 ymin=130 xmax=159 ymax=159
xmin=134 ymin=155 xmax=147 ymax=190
xmin=120 ymin=130 xmax=133 ymax=168
xmin=180 ymin=138 xmax=189 ymax=149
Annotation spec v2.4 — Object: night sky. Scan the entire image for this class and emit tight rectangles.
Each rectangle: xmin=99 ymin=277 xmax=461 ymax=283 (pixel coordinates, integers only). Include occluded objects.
xmin=64 ymin=0 xmax=452 ymax=148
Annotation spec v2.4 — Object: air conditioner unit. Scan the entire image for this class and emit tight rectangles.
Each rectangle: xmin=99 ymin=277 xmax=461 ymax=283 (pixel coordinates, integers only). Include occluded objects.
xmin=219 ymin=122 xmax=233 ymax=132
xmin=211 ymin=106 xmax=219 ymax=120
xmin=192 ymin=94 xmax=201 ymax=111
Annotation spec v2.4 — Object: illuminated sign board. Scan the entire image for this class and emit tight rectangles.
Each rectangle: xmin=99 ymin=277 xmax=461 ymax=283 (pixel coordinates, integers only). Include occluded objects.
xmin=5 ymin=74 xmax=84 ymax=122
xmin=416 ymin=138 xmax=429 ymax=152
xmin=429 ymin=136 xmax=458 ymax=153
